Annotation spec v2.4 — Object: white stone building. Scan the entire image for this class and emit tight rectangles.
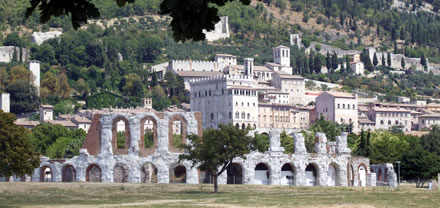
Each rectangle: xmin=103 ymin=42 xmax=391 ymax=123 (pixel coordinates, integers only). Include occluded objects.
xmin=29 ymin=60 xmax=41 ymax=96
xmin=0 ymin=46 xmax=29 ymax=63
xmin=368 ymin=107 xmax=412 ymax=131
xmin=40 ymin=105 xmax=54 ymax=122
xmin=190 ymin=74 xmax=258 ymax=129
xmin=315 ymin=92 xmax=359 ymax=132
xmin=31 ymin=31 xmax=62 ymax=45
xmin=271 ymin=71 xmax=305 ymax=105
xmin=350 ymin=62 xmax=365 ymax=76
xmin=418 ymin=113 xmax=440 ymax=130
xmin=0 ymin=93 xmax=10 ymax=113
xmin=203 ymin=16 xmax=230 ymax=42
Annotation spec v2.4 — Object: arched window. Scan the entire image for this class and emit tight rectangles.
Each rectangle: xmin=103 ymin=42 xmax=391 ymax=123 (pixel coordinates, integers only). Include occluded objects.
xmin=255 ymin=163 xmax=270 ymax=185
xmin=337 ymin=104 xmax=340 ymax=109
xmin=62 ymin=165 xmax=76 ymax=182
xmin=170 ymin=165 xmax=186 ymax=183
xmin=114 ymin=164 xmax=128 ymax=183
xmin=112 ymin=117 xmax=130 ymax=155
xmin=235 ymin=112 xmax=239 ymax=119
xmin=86 ymin=164 xmax=101 ymax=182
xmin=342 ymin=104 xmax=345 ymax=109
xmin=140 ymin=116 xmax=157 ymax=156
xmin=142 ymin=163 xmax=158 ymax=183
xmin=247 ymin=113 xmax=250 ymax=120
xmin=353 ymin=104 xmax=356 ymax=109
xmin=210 ymin=113 xmax=214 ymax=120
xmin=229 ymin=112 xmax=232 ymax=119
xmin=241 ymin=112 xmax=245 ymax=119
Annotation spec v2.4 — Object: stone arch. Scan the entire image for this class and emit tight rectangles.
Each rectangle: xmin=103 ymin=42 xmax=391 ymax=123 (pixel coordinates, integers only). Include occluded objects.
xmin=139 ymin=116 xmax=158 ymax=156
xmin=327 ymin=162 xmax=341 ymax=186
xmin=347 ymin=163 xmax=354 ymax=186
xmin=281 ymin=163 xmax=295 ymax=186
xmin=377 ymin=168 xmax=383 ymax=183
xmin=39 ymin=165 xmax=53 ymax=182
xmin=113 ymin=163 xmax=129 ymax=183
xmin=170 ymin=164 xmax=187 ymax=183
xmin=305 ymin=163 xmax=319 ymax=186
xmin=358 ymin=163 xmax=368 ymax=187
xmin=241 ymin=123 xmax=246 ymax=129
xmin=168 ymin=115 xmax=188 ymax=153
xmin=141 ymin=162 xmax=158 ymax=183
xmin=227 ymin=163 xmax=244 ymax=184
xmin=61 ymin=164 xmax=76 ymax=182
xmin=254 ymin=163 xmax=270 ymax=185
xmin=112 ymin=117 xmax=130 ymax=155
xmin=198 ymin=167 xmax=213 ymax=184
xmin=235 ymin=123 xmax=240 ymax=128
xmin=86 ymin=164 xmax=101 ymax=182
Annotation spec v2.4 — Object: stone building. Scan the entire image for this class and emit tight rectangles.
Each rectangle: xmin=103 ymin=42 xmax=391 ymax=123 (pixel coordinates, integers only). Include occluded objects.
xmin=0 ymin=93 xmax=10 ymax=113
xmin=257 ymin=103 xmax=299 ymax=130
xmin=203 ymin=16 xmax=230 ymax=42
xmin=368 ymin=107 xmax=412 ymax=132
xmin=31 ymin=31 xmax=62 ymax=45
xmin=316 ymin=92 xmax=359 ymax=132
xmin=190 ymin=74 xmax=258 ymax=129
xmin=29 ymin=60 xmax=41 ymax=96
xmin=12 ymin=111 xmax=379 ymax=187
xmin=0 ymin=46 xmax=29 ymax=63
xmin=418 ymin=113 xmax=440 ymax=130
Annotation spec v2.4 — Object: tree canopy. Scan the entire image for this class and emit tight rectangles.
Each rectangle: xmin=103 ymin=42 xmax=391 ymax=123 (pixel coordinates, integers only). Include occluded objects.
xmin=26 ymin=0 xmax=251 ymax=42
xmin=179 ymin=124 xmax=252 ymax=192
xmin=0 ymin=110 xmax=40 ymax=178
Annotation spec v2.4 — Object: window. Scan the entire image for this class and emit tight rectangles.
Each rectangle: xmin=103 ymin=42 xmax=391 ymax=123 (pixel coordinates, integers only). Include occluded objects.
xmin=247 ymin=113 xmax=250 ymax=120
xmin=241 ymin=102 xmax=244 ymax=106
xmin=235 ymin=102 xmax=238 ymax=106
xmin=210 ymin=113 xmax=214 ymax=120
xmin=235 ymin=112 xmax=239 ymax=119
xmin=338 ymin=104 xmax=340 ymax=109
xmin=381 ymin=120 xmax=384 ymax=125
xmin=247 ymin=103 xmax=249 ymax=107
xmin=395 ymin=120 xmax=398 ymax=125
xmin=348 ymin=105 xmax=350 ymax=109
xmin=241 ymin=112 xmax=245 ymax=119
xmin=229 ymin=112 xmax=232 ymax=119
xmin=388 ymin=120 xmax=391 ymax=125
xmin=253 ymin=103 xmax=255 ymax=107
xmin=353 ymin=104 xmax=355 ymax=109
xmin=342 ymin=104 xmax=345 ymax=109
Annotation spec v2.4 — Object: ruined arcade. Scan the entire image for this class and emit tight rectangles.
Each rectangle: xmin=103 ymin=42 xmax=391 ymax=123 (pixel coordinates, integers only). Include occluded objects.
xmin=27 ymin=111 xmax=378 ymax=187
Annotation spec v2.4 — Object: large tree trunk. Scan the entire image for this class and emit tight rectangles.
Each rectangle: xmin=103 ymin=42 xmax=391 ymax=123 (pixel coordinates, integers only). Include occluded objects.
xmin=213 ymin=174 xmax=218 ymax=193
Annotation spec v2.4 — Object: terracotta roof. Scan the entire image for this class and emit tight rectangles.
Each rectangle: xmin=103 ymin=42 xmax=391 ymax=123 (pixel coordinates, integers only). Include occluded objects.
xmin=326 ymin=91 xmax=356 ymax=99
xmin=215 ymin=53 xmax=236 ymax=57
xmin=372 ymin=107 xmax=411 ymax=113
xmin=46 ymin=120 xmax=78 ymax=128
xmin=275 ymin=71 xmax=304 ymax=80
xmin=419 ymin=113 xmax=440 ymax=118
xmin=231 ymin=65 xmax=273 ymax=72
xmin=176 ymin=71 xmax=223 ymax=77
xmin=41 ymin=105 xmax=53 ymax=109
xmin=14 ymin=120 xmax=40 ymax=127
xmin=72 ymin=115 xmax=92 ymax=123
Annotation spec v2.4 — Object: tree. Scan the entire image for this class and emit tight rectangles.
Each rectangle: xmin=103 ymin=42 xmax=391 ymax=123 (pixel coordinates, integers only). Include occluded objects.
xmin=150 ymin=72 xmax=158 ymax=88
xmin=368 ymin=131 xmax=409 ymax=164
xmin=179 ymin=124 xmax=252 ymax=192
xmin=381 ymin=53 xmax=385 ymax=66
xmin=326 ymin=51 xmax=331 ymax=71
xmin=280 ymin=131 xmax=293 ymax=154
xmin=313 ymin=55 xmax=322 ymax=74
xmin=387 ymin=52 xmax=392 ymax=66
xmin=252 ymin=133 xmax=269 ymax=152
xmin=7 ymin=65 xmax=32 ymax=85
xmin=401 ymin=57 xmax=405 ymax=69
xmin=6 ymin=80 xmax=40 ymax=114
xmin=331 ymin=52 xmax=338 ymax=71
xmin=420 ymin=126 xmax=440 ymax=155
xmin=421 ymin=53 xmax=427 ymax=69
xmin=310 ymin=115 xmax=342 ymax=141
xmin=0 ymin=110 xmax=40 ymax=178
xmin=373 ymin=53 xmax=378 ymax=67
xmin=26 ymin=0 xmax=252 ymax=42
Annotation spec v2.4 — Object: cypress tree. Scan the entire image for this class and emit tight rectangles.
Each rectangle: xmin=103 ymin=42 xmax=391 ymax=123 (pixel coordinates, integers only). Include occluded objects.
xmin=421 ymin=53 xmax=426 ymax=69
xmin=346 ymin=56 xmax=351 ymax=73
xmin=401 ymin=57 xmax=405 ymax=69
xmin=373 ymin=53 xmax=378 ymax=66
xmin=309 ymin=53 xmax=314 ymax=74
xmin=326 ymin=51 xmax=331 ymax=72
xmin=381 ymin=52 xmax=385 ymax=66
xmin=12 ymin=46 xmax=17 ymax=62
xmin=331 ymin=52 xmax=338 ymax=71
xmin=387 ymin=52 xmax=392 ymax=66
xmin=19 ymin=46 xmax=23 ymax=63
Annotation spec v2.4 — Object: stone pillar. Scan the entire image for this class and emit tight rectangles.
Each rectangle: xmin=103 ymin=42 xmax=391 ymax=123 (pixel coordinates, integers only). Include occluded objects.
xmin=269 ymin=160 xmax=281 ymax=185
xmin=336 ymin=132 xmax=351 ymax=154
xmin=315 ymin=132 xmax=327 ymax=154
xmin=157 ymin=163 xmax=169 ymax=183
xmin=293 ymin=133 xmax=307 ymax=155
xmin=269 ymin=130 xmax=285 ymax=153
xmin=367 ymin=173 xmax=377 ymax=187
xmin=217 ymin=170 xmax=227 ymax=184
xmin=157 ymin=119 xmax=169 ymax=152
xmin=100 ymin=123 xmax=113 ymax=156
xmin=128 ymin=119 xmax=140 ymax=156
xmin=294 ymin=163 xmax=306 ymax=186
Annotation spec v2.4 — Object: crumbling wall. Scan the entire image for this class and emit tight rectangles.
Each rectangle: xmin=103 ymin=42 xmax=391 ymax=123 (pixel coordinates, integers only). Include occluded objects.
xmin=30 ymin=113 xmax=377 ymax=186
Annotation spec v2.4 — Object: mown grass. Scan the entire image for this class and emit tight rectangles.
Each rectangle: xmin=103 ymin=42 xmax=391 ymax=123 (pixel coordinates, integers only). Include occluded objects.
xmin=0 ymin=183 xmax=439 ymax=207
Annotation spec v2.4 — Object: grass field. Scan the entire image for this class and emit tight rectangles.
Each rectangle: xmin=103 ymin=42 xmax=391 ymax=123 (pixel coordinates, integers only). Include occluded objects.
xmin=0 ymin=183 xmax=439 ymax=208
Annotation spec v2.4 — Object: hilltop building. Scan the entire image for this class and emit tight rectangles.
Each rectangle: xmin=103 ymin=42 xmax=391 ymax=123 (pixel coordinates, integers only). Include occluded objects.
xmin=0 ymin=93 xmax=10 ymax=113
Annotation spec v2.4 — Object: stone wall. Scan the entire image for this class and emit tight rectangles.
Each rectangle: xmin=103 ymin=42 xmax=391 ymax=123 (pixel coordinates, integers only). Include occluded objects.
xmin=26 ymin=116 xmax=380 ymax=187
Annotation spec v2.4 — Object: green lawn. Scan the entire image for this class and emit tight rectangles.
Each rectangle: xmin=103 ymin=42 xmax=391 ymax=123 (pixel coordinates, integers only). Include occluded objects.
xmin=0 ymin=183 xmax=439 ymax=207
